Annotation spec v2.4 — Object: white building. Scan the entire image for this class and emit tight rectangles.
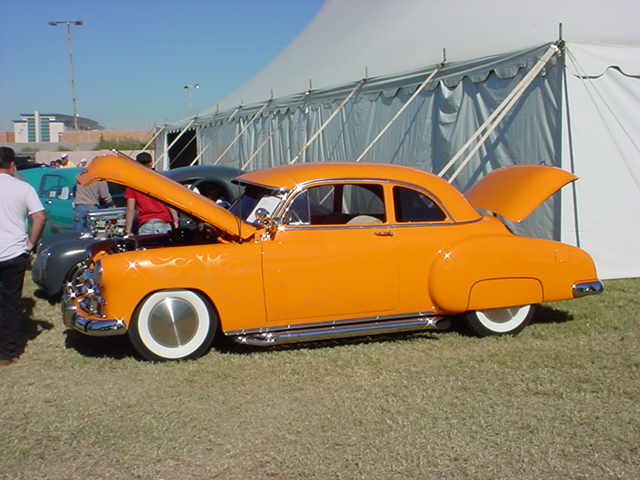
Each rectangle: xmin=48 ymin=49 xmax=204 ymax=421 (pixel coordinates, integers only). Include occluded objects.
xmin=13 ymin=111 xmax=103 ymax=143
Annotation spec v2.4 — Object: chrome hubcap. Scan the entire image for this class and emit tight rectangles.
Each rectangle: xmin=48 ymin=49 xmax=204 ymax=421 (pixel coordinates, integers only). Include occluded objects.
xmin=148 ymin=297 xmax=198 ymax=348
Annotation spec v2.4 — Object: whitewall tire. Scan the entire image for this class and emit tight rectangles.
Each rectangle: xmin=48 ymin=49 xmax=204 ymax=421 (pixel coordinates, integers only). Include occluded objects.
xmin=465 ymin=304 xmax=536 ymax=337
xmin=129 ymin=290 xmax=216 ymax=361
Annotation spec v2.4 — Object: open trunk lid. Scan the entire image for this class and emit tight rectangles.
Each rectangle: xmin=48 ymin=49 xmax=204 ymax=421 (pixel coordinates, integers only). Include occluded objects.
xmin=464 ymin=165 xmax=577 ymax=222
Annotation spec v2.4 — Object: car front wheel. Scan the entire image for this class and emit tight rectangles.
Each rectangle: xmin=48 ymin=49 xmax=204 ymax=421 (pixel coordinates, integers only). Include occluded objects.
xmin=465 ymin=304 xmax=536 ymax=337
xmin=129 ymin=290 xmax=216 ymax=361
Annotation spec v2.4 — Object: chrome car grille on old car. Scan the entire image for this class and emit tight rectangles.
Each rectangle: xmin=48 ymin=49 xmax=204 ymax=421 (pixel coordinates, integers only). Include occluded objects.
xmin=64 ymin=264 xmax=105 ymax=318
xmin=86 ymin=207 xmax=127 ymax=239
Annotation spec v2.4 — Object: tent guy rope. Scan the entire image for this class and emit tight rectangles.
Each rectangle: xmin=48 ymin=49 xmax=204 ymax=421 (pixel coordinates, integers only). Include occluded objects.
xmin=440 ymin=43 xmax=559 ymax=182
xmin=289 ymin=79 xmax=366 ymax=165
xmin=214 ymin=101 xmax=271 ymax=165
xmin=355 ymin=67 xmax=440 ymax=162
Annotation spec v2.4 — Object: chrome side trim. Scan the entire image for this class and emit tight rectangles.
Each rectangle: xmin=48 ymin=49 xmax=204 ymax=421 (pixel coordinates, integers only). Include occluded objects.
xmin=278 ymin=217 xmax=483 ymax=232
xmin=231 ymin=316 xmax=450 ymax=347
xmin=225 ymin=310 xmax=437 ymax=336
xmin=572 ymin=280 xmax=604 ymax=298
xmin=273 ymin=177 xmax=461 ymax=224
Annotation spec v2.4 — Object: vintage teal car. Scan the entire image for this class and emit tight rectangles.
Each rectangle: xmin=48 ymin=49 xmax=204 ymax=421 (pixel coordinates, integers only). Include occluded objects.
xmin=19 ymin=167 xmax=127 ymax=236
xmin=19 ymin=167 xmax=82 ymax=236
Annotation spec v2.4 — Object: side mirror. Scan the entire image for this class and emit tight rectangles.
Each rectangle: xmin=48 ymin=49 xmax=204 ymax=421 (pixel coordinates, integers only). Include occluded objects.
xmin=255 ymin=208 xmax=277 ymax=238
xmin=254 ymin=208 xmax=271 ymax=224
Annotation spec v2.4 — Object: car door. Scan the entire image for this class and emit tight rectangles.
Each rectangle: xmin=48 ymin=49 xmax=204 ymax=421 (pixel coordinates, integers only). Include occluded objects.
xmin=386 ymin=184 xmax=457 ymax=313
xmin=38 ymin=172 xmax=75 ymax=233
xmin=261 ymin=182 xmax=399 ymax=325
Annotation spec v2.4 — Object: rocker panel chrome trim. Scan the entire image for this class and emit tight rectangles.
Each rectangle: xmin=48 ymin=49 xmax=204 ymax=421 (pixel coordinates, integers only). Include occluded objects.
xmin=231 ymin=316 xmax=450 ymax=346
xmin=224 ymin=310 xmax=437 ymax=336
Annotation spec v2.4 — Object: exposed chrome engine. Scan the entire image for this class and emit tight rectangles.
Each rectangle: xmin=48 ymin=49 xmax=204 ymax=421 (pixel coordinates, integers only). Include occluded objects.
xmin=85 ymin=207 xmax=127 ymax=239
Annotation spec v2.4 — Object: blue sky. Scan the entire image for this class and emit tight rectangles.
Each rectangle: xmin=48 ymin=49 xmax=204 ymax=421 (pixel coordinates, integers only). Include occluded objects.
xmin=1 ymin=0 xmax=324 ymax=131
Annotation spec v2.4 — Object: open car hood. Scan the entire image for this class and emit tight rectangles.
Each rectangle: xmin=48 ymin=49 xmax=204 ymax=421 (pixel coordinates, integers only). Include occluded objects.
xmin=78 ymin=155 xmax=257 ymax=240
xmin=464 ymin=165 xmax=577 ymax=222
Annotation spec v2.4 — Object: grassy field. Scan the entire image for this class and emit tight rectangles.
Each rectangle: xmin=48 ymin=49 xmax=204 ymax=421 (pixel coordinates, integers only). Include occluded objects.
xmin=1 ymin=276 xmax=638 ymax=479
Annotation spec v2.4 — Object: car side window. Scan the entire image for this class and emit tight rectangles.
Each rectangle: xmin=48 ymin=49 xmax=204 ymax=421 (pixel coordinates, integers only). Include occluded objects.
xmin=393 ymin=186 xmax=446 ymax=222
xmin=39 ymin=174 xmax=73 ymax=200
xmin=284 ymin=183 xmax=385 ymax=225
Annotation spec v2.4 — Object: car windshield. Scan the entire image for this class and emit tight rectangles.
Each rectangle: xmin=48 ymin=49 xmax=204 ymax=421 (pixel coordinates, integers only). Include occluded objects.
xmin=230 ymin=185 xmax=285 ymax=224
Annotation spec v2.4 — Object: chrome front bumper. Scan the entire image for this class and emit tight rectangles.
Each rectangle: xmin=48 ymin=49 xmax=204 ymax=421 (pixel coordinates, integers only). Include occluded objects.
xmin=572 ymin=280 xmax=604 ymax=298
xmin=62 ymin=297 xmax=127 ymax=336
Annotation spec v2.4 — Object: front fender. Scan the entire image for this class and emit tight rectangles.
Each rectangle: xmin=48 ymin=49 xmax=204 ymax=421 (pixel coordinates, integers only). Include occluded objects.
xmin=34 ymin=237 xmax=99 ymax=296
xmin=429 ymin=235 xmax=598 ymax=313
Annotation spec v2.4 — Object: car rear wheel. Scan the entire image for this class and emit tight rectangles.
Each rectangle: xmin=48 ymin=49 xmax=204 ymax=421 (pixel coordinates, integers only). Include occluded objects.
xmin=465 ymin=304 xmax=536 ymax=337
xmin=129 ymin=290 xmax=216 ymax=361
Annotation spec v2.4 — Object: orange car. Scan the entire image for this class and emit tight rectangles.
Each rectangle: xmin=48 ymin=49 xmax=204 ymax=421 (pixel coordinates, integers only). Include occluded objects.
xmin=63 ymin=155 xmax=603 ymax=361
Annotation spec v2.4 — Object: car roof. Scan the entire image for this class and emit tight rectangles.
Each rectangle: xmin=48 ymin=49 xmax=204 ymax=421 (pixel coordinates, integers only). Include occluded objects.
xmin=237 ymin=162 xmax=481 ymax=222
xmin=163 ymin=165 xmax=244 ymax=183
xmin=238 ymin=163 xmax=444 ymax=190
xmin=18 ymin=166 xmax=81 ymax=182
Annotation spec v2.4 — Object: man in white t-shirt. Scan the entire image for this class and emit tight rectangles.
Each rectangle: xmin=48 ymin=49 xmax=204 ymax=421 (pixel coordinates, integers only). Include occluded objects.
xmin=0 ymin=147 xmax=46 ymax=366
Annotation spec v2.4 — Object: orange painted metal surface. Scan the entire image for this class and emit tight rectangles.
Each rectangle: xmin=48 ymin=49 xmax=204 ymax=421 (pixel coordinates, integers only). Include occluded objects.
xmin=79 ymin=154 xmax=256 ymax=240
xmin=74 ymin=160 xmax=600 ymax=334
xmin=465 ymin=165 xmax=577 ymax=222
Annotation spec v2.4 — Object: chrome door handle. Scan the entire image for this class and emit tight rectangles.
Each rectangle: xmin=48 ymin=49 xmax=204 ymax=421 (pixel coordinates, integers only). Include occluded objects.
xmin=374 ymin=231 xmax=394 ymax=237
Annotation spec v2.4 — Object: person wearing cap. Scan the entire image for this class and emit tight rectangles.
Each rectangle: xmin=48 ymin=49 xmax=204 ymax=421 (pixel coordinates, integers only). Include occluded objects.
xmin=59 ymin=154 xmax=75 ymax=168
xmin=0 ymin=147 xmax=46 ymax=366
xmin=124 ymin=152 xmax=178 ymax=235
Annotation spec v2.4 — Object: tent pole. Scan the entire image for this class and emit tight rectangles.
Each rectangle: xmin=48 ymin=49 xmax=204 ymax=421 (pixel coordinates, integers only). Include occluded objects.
xmin=156 ymin=118 xmax=196 ymax=170
xmin=190 ymin=141 xmax=210 ymax=166
xmin=139 ymin=126 xmax=165 ymax=156
xmin=214 ymin=101 xmax=271 ymax=165
xmin=446 ymin=44 xmax=559 ymax=183
xmin=355 ymin=67 xmax=440 ymax=162
xmin=141 ymin=127 xmax=165 ymax=151
xmin=289 ymin=79 xmax=366 ymax=165
xmin=562 ymin=48 xmax=581 ymax=248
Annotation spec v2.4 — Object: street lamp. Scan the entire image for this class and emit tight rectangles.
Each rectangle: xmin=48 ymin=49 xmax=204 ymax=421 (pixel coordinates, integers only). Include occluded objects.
xmin=48 ymin=20 xmax=83 ymax=130
xmin=184 ymin=83 xmax=200 ymax=115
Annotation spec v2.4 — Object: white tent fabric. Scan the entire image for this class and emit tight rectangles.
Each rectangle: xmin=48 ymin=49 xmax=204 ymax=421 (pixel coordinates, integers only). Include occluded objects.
xmin=212 ymin=0 xmax=638 ymax=112
xmin=561 ymin=43 xmax=640 ymax=278
xmin=158 ymin=0 xmax=640 ymax=279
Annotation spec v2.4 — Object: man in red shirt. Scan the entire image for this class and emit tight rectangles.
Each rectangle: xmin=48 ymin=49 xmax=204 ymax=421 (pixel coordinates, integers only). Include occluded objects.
xmin=124 ymin=152 xmax=178 ymax=235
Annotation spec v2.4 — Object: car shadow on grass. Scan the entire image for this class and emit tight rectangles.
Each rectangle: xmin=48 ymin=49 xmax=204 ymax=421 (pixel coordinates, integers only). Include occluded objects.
xmin=213 ymin=330 xmax=443 ymax=356
xmin=532 ymin=305 xmax=573 ymax=325
xmin=32 ymin=288 xmax=62 ymax=306
xmin=63 ymin=330 xmax=136 ymax=360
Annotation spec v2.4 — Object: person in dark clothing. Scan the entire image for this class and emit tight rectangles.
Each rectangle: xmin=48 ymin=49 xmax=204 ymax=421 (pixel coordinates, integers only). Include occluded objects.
xmin=0 ymin=147 xmax=46 ymax=366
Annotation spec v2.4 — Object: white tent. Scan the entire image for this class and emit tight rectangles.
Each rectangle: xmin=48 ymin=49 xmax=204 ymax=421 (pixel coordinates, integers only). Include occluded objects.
xmin=158 ymin=0 xmax=640 ymax=279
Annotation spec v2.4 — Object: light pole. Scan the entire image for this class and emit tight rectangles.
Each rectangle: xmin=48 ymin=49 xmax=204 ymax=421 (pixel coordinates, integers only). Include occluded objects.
xmin=48 ymin=20 xmax=83 ymax=130
xmin=184 ymin=83 xmax=200 ymax=115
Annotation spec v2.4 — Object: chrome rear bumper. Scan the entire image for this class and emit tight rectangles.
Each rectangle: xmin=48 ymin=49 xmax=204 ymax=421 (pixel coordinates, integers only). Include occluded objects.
xmin=572 ymin=280 xmax=604 ymax=298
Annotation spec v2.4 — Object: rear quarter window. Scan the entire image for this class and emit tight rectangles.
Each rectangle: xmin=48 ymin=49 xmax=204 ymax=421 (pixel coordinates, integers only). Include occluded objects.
xmin=393 ymin=186 xmax=446 ymax=222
